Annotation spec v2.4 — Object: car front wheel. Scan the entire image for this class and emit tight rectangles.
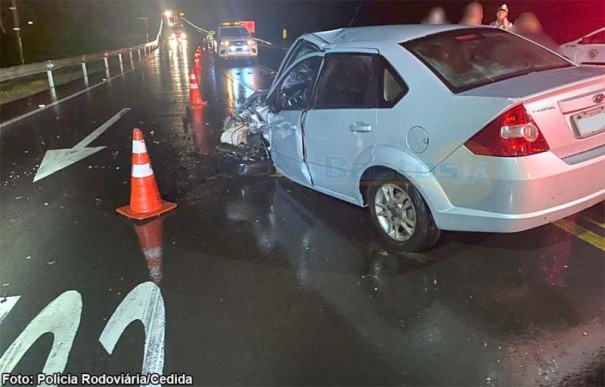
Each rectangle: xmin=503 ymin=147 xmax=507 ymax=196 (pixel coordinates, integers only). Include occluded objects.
xmin=367 ymin=176 xmax=440 ymax=252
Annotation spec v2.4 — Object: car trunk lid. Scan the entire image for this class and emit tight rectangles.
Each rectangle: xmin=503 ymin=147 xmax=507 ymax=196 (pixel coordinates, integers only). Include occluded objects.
xmin=461 ymin=66 xmax=605 ymax=160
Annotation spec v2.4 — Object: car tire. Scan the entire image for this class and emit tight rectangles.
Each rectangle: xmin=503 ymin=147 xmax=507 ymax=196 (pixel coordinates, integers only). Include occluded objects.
xmin=367 ymin=174 xmax=440 ymax=252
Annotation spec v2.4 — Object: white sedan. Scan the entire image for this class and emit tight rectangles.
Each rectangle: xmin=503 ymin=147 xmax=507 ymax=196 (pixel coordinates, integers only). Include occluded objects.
xmin=560 ymin=27 xmax=605 ymax=66
xmin=262 ymin=25 xmax=605 ymax=252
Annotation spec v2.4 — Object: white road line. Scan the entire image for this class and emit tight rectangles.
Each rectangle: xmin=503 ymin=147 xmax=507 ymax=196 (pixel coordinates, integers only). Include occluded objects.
xmin=0 ymin=56 xmax=154 ymax=130
xmin=100 ymin=282 xmax=165 ymax=387
xmin=0 ymin=291 xmax=82 ymax=383
xmin=33 ymin=108 xmax=131 ymax=182
xmin=75 ymin=108 xmax=131 ymax=149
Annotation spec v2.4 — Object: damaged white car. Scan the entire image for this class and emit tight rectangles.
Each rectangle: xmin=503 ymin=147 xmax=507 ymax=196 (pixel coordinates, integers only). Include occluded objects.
xmin=220 ymin=25 xmax=605 ymax=252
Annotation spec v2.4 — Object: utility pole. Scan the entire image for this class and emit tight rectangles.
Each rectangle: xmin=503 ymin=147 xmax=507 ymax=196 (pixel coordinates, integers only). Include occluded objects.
xmin=10 ymin=0 xmax=25 ymax=64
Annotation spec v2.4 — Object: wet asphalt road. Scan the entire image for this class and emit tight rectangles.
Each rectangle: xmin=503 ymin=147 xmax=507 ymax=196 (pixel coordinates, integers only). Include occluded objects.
xmin=1 ymin=35 xmax=604 ymax=386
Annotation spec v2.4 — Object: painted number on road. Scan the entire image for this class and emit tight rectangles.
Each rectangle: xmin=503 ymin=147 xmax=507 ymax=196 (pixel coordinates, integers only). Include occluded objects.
xmin=0 ymin=282 xmax=165 ymax=387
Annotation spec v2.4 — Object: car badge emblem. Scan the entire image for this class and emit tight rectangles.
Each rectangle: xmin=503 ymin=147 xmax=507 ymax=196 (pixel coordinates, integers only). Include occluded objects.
xmin=593 ymin=93 xmax=605 ymax=104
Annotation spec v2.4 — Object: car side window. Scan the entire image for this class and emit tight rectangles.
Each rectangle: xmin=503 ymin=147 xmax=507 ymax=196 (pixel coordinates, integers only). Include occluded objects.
xmin=275 ymin=56 xmax=322 ymax=111
xmin=313 ymin=54 xmax=407 ymax=109
xmin=314 ymin=54 xmax=379 ymax=109
xmin=380 ymin=58 xmax=408 ymax=107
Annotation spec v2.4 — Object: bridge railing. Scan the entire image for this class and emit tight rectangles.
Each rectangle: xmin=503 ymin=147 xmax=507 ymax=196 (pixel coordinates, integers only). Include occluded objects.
xmin=0 ymin=19 xmax=163 ymax=86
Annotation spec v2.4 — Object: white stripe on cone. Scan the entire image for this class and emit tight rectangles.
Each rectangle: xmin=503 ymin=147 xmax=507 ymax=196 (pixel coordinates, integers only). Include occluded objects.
xmin=143 ymin=247 xmax=163 ymax=260
xmin=132 ymin=163 xmax=153 ymax=178
xmin=133 ymin=140 xmax=147 ymax=154
xmin=190 ymin=83 xmax=199 ymax=89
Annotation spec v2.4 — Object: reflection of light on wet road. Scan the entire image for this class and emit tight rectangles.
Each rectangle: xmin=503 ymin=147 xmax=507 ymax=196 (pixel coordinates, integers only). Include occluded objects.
xmin=180 ymin=39 xmax=190 ymax=85
xmin=226 ymin=72 xmax=235 ymax=111
xmin=191 ymin=106 xmax=211 ymax=156
xmin=224 ymin=67 xmax=257 ymax=93
xmin=223 ymin=67 xmax=258 ymax=112
xmin=168 ymin=38 xmax=190 ymax=95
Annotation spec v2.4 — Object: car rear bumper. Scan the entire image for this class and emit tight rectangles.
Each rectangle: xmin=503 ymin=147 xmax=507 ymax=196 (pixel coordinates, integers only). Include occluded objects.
xmin=425 ymin=147 xmax=605 ymax=232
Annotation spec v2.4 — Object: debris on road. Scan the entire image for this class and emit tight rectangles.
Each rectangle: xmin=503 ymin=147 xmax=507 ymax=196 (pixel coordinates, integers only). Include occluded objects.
xmin=215 ymin=90 xmax=273 ymax=176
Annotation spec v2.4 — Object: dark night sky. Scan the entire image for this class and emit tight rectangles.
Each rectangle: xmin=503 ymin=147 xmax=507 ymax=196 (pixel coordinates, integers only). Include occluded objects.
xmin=0 ymin=0 xmax=604 ymax=66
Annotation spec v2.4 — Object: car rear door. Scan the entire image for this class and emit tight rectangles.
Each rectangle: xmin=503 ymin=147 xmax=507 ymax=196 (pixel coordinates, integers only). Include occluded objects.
xmin=269 ymin=54 xmax=323 ymax=186
xmin=302 ymin=50 xmax=381 ymax=200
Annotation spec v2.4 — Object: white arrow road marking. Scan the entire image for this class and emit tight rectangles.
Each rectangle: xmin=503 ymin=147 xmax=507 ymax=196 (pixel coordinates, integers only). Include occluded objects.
xmin=33 ymin=108 xmax=131 ymax=183
xmin=0 ymin=291 xmax=82 ymax=385
xmin=100 ymin=282 xmax=165 ymax=387
xmin=0 ymin=296 xmax=21 ymax=325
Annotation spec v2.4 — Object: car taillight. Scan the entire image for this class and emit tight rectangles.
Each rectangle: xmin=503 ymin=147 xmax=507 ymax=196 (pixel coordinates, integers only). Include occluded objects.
xmin=465 ymin=104 xmax=550 ymax=157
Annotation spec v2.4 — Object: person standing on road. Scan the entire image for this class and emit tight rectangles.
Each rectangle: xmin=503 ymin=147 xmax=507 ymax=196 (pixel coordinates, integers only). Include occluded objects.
xmin=490 ymin=4 xmax=514 ymax=31
xmin=513 ymin=12 xmax=561 ymax=54
xmin=422 ymin=7 xmax=449 ymax=25
xmin=460 ymin=1 xmax=484 ymax=25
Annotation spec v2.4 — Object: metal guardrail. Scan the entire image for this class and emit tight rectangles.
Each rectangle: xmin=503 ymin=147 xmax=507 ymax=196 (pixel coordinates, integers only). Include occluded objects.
xmin=0 ymin=19 xmax=164 ymax=85
xmin=181 ymin=17 xmax=210 ymax=34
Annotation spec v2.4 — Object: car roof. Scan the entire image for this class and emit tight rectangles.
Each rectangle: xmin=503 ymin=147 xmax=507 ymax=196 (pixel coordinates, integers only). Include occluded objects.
xmin=309 ymin=24 xmax=484 ymax=46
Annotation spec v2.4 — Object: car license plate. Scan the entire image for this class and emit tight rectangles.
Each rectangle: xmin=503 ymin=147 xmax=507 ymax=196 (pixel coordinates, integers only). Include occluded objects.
xmin=573 ymin=106 xmax=605 ymax=138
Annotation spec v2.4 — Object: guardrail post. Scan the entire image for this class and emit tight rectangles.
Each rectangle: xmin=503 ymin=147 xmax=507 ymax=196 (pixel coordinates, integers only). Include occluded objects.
xmin=129 ymin=51 xmax=134 ymax=67
xmin=46 ymin=61 xmax=55 ymax=89
xmin=103 ymin=53 xmax=110 ymax=79
xmin=137 ymin=49 xmax=142 ymax=61
xmin=118 ymin=53 xmax=123 ymax=72
xmin=81 ymin=56 xmax=89 ymax=85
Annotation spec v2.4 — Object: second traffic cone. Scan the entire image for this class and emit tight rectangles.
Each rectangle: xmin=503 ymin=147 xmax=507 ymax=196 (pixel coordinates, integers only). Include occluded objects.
xmin=194 ymin=51 xmax=202 ymax=70
xmin=189 ymin=69 xmax=207 ymax=106
xmin=117 ymin=129 xmax=177 ymax=220
xmin=133 ymin=217 xmax=165 ymax=285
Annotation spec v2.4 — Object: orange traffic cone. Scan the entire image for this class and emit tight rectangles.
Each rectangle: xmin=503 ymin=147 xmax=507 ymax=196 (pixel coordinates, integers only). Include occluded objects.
xmin=194 ymin=52 xmax=202 ymax=70
xmin=189 ymin=69 xmax=207 ymax=106
xmin=117 ymin=129 xmax=177 ymax=220
xmin=133 ymin=217 xmax=165 ymax=284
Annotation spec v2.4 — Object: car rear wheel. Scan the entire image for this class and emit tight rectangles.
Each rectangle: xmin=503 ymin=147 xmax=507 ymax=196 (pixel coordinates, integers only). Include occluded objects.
xmin=367 ymin=176 xmax=440 ymax=252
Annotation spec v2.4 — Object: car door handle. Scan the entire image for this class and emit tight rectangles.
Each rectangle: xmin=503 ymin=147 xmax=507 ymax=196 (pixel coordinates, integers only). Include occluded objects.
xmin=349 ymin=122 xmax=372 ymax=133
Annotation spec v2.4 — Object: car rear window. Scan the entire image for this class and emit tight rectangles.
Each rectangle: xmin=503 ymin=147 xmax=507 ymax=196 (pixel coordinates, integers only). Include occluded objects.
xmin=219 ymin=27 xmax=249 ymax=38
xmin=402 ymin=28 xmax=573 ymax=93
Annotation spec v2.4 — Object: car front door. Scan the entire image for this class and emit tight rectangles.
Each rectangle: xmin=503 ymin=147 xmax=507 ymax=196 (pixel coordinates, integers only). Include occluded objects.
xmin=268 ymin=55 xmax=323 ymax=187
xmin=301 ymin=50 xmax=381 ymax=201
